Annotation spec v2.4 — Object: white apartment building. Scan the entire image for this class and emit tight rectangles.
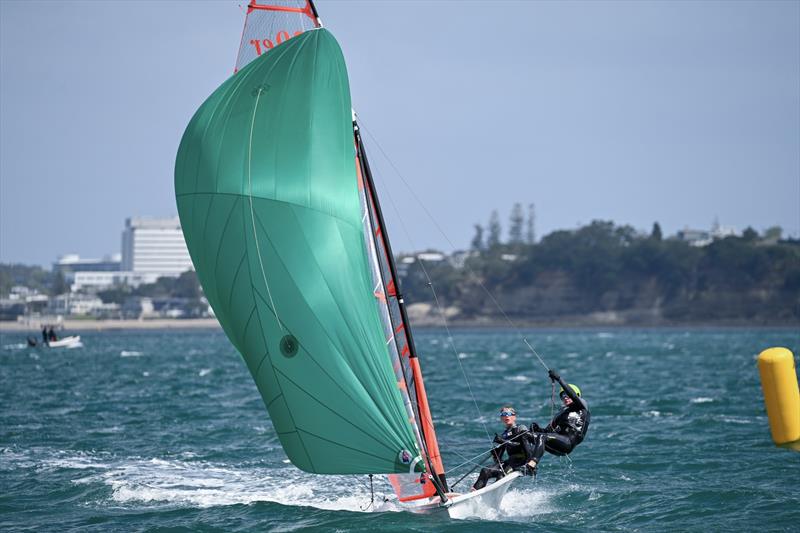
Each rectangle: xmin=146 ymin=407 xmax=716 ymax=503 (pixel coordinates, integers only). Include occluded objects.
xmin=121 ymin=217 xmax=193 ymax=275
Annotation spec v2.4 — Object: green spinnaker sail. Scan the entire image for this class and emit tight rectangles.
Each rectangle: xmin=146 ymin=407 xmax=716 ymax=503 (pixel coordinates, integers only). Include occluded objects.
xmin=174 ymin=28 xmax=422 ymax=475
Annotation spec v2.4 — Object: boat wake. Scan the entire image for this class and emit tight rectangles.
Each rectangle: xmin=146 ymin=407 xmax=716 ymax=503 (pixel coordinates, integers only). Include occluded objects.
xmin=59 ymin=452 xmax=397 ymax=513
xmin=0 ymin=446 xmax=564 ymax=520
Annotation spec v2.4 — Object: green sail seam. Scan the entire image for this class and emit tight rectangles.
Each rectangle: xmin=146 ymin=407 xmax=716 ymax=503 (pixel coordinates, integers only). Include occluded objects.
xmin=177 ymin=192 xmax=366 ymax=234
xmin=274 ymin=366 xmax=403 ymax=456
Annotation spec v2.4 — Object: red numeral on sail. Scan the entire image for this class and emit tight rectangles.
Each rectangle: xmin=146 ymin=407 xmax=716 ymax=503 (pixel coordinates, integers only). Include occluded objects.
xmin=249 ymin=30 xmax=302 ymax=56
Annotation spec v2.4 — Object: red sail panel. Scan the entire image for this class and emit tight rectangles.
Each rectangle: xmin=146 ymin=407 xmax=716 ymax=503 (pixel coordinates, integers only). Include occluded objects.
xmin=409 ymin=357 xmax=445 ymax=478
xmin=235 ymin=1 xmax=319 ymax=72
xmin=387 ymin=356 xmax=447 ymax=502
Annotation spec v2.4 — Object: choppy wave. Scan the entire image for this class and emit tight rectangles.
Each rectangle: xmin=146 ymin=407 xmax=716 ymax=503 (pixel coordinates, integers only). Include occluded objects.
xmin=3 ymin=328 xmax=800 ymax=531
xmin=690 ymin=397 xmax=714 ymax=404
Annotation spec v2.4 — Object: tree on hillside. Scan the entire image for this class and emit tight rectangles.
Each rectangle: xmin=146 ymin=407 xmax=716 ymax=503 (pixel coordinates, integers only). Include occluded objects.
xmin=173 ymin=270 xmax=202 ymax=299
xmin=470 ymin=224 xmax=485 ymax=252
xmin=51 ymin=271 xmax=69 ymax=296
xmin=742 ymin=227 xmax=758 ymax=242
xmin=0 ymin=264 xmax=52 ymax=296
xmin=763 ymin=226 xmax=782 ymax=241
xmin=487 ymin=210 xmax=502 ymax=249
xmin=508 ymin=203 xmax=524 ymax=244
xmin=526 ymin=203 xmax=536 ymax=244
xmin=650 ymin=222 xmax=663 ymax=241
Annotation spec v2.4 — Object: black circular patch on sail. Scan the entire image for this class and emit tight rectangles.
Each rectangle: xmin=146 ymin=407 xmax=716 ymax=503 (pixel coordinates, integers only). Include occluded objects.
xmin=280 ymin=335 xmax=299 ymax=358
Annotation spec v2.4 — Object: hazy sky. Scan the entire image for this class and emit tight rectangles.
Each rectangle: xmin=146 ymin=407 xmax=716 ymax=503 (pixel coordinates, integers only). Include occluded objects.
xmin=1 ymin=0 xmax=798 ymax=266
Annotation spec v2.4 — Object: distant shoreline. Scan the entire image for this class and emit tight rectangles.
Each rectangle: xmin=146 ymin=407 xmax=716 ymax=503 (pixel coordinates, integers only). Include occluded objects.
xmin=0 ymin=317 xmax=797 ymax=333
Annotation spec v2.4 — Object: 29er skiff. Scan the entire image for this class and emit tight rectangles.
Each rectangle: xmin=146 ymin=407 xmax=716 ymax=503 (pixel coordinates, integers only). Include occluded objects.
xmin=175 ymin=1 xmax=520 ymax=517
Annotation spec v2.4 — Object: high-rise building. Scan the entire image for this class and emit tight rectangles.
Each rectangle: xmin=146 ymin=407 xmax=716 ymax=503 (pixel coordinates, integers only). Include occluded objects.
xmin=121 ymin=217 xmax=193 ymax=275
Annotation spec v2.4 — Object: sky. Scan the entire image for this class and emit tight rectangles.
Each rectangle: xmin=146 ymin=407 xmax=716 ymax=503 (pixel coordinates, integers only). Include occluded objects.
xmin=1 ymin=0 xmax=798 ymax=266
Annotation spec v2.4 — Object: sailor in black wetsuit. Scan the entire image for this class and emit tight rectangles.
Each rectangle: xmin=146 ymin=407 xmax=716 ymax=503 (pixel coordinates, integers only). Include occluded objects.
xmin=472 ymin=406 xmax=535 ymax=491
xmin=527 ymin=369 xmax=590 ymax=469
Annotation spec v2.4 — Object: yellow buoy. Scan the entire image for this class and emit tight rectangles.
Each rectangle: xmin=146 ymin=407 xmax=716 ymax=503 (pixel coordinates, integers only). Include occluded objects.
xmin=758 ymin=347 xmax=800 ymax=445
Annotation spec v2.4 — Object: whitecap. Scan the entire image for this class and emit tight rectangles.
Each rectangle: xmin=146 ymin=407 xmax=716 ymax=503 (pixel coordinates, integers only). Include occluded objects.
xmin=457 ymin=352 xmax=470 ymax=359
xmin=596 ymin=332 xmax=613 ymax=339
xmin=721 ymin=416 xmax=752 ymax=425
xmin=505 ymin=375 xmax=530 ymax=383
xmin=2 ymin=343 xmax=28 ymax=350
xmin=198 ymin=368 xmax=212 ymax=377
xmin=121 ymin=350 xmax=143 ymax=357
xmin=690 ymin=397 xmax=714 ymax=404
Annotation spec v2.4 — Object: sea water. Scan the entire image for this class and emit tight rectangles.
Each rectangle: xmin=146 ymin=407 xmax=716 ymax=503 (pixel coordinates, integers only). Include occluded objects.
xmin=1 ymin=328 xmax=799 ymax=531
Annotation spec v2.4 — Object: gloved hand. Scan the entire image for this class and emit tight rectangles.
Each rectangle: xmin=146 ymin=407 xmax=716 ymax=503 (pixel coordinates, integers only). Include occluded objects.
xmin=548 ymin=368 xmax=560 ymax=381
xmin=493 ymin=433 xmax=504 ymax=445
xmin=530 ymin=422 xmax=542 ymax=433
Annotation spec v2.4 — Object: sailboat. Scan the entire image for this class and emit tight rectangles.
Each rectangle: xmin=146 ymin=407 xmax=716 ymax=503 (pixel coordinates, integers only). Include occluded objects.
xmin=174 ymin=1 xmax=520 ymax=518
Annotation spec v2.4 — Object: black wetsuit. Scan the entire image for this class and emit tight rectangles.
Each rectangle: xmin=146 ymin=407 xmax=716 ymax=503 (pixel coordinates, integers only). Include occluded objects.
xmin=473 ymin=424 xmax=533 ymax=490
xmin=529 ymin=375 xmax=590 ymax=462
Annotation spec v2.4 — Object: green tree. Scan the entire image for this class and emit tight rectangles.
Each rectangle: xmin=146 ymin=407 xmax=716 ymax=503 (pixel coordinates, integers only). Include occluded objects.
xmin=98 ymin=286 xmax=132 ymax=304
xmin=174 ymin=270 xmax=202 ymax=299
xmin=525 ymin=203 xmax=535 ymax=244
xmin=742 ymin=227 xmax=758 ymax=241
xmin=763 ymin=226 xmax=783 ymax=241
xmin=508 ymin=203 xmax=524 ymax=244
xmin=470 ymin=224 xmax=485 ymax=252
xmin=50 ymin=271 xmax=69 ymax=295
xmin=650 ymin=222 xmax=663 ymax=241
xmin=487 ymin=210 xmax=502 ymax=249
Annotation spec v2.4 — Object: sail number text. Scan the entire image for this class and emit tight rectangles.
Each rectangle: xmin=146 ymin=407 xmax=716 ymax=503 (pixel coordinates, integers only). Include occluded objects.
xmin=249 ymin=30 xmax=304 ymax=56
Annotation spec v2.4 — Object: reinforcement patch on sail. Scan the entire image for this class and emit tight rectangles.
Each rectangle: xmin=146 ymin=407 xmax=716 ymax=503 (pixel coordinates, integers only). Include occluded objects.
xmin=175 ymin=29 xmax=421 ymax=475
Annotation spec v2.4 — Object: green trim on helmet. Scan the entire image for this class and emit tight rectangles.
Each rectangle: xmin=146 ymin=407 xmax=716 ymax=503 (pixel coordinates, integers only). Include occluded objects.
xmin=559 ymin=383 xmax=581 ymax=397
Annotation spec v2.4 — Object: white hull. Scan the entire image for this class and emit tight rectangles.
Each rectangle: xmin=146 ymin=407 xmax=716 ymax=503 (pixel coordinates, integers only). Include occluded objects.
xmin=403 ymin=471 xmax=520 ymax=519
xmin=46 ymin=336 xmax=81 ymax=348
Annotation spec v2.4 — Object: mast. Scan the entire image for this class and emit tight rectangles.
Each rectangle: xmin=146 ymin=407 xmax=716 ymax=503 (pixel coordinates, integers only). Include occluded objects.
xmin=354 ymin=121 xmax=449 ymax=500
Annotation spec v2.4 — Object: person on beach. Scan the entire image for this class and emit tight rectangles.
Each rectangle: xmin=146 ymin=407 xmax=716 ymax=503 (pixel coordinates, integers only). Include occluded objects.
xmin=471 ymin=406 xmax=537 ymax=491
xmin=48 ymin=326 xmax=57 ymax=342
xmin=526 ymin=369 xmax=591 ymax=470
xmin=42 ymin=326 xmax=48 ymax=344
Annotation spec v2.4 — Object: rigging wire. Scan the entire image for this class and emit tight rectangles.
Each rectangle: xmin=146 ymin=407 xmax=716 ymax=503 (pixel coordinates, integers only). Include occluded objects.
xmin=357 ymin=120 xmax=555 ymax=375
xmin=357 ymin=123 xmax=491 ymax=443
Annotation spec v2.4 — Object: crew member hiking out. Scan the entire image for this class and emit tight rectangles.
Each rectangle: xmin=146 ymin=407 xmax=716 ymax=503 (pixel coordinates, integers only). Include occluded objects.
xmin=527 ymin=369 xmax=591 ymax=470
xmin=472 ymin=406 xmax=536 ymax=491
